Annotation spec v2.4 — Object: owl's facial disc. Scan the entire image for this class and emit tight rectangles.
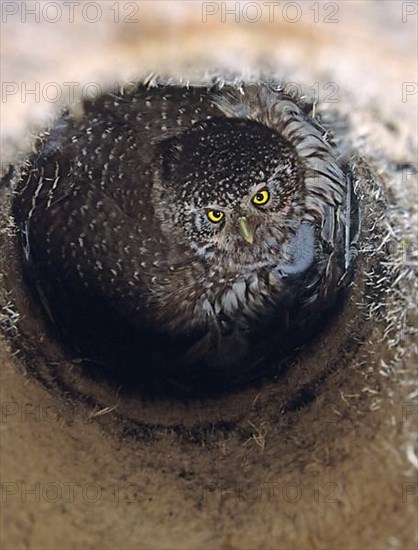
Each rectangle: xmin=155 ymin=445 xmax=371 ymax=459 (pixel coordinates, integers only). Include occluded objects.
xmin=156 ymin=117 xmax=306 ymax=264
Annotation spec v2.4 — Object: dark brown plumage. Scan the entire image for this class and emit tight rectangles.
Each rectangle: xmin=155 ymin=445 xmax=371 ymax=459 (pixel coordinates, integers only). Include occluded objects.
xmin=12 ymin=81 xmax=359 ymax=386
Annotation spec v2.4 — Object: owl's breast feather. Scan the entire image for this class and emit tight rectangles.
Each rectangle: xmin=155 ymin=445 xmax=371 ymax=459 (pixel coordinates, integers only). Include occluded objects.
xmin=158 ymin=222 xmax=318 ymax=334
xmin=271 ymin=223 xmax=315 ymax=278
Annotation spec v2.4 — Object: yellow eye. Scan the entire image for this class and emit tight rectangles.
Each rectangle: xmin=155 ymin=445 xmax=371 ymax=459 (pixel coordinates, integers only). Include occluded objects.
xmin=207 ymin=209 xmax=225 ymax=223
xmin=252 ymin=189 xmax=270 ymax=206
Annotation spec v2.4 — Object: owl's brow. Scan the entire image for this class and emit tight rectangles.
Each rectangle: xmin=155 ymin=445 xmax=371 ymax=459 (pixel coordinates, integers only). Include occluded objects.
xmin=204 ymin=203 xmax=234 ymax=213
xmin=249 ymin=180 xmax=271 ymax=192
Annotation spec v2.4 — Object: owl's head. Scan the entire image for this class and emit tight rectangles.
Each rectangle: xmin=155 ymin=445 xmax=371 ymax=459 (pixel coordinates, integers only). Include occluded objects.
xmin=154 ymin=118 xmax=306 ymax=270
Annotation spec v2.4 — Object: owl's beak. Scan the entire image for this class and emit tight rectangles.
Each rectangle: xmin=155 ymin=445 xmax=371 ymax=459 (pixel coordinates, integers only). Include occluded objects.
xmin=238 ymin=217 xmax=255 ymax=245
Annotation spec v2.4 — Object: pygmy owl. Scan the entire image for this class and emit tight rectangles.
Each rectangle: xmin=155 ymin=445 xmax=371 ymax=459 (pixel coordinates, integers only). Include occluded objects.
xmin=12 ymin=81 xmax=359 ymax=385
